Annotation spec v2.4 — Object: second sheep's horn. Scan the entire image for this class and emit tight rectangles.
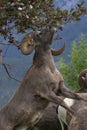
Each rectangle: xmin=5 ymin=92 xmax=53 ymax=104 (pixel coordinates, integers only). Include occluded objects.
xmin=51 ymin=42 xmax=66 ymax=56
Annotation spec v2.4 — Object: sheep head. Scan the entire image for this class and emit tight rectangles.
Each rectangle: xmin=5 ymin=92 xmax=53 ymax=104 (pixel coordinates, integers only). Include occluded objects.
xmin=78 ymin=69 xmax=87 ymax=88
xmin=20 ymin=28 xmax=65 ymax=55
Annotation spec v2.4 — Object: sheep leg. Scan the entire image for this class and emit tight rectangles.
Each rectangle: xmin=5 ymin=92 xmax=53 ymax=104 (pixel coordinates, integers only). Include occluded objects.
xmin=59 ymin=81 xmax=87 ymax=102
xmin=39 ymin=91 xmax=74 ymax=114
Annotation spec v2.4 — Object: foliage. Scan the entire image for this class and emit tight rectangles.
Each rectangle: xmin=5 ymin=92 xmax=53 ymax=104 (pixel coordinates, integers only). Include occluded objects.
xmin=0 ymin=0 xmax=87 ymax=46
xmin=59 ymin=35 xmax=87 ymax=91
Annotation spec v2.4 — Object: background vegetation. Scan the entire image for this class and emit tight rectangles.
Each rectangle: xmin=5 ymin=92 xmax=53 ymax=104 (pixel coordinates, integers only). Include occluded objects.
xmin=59 ymin=35 xmax=87 ymax=91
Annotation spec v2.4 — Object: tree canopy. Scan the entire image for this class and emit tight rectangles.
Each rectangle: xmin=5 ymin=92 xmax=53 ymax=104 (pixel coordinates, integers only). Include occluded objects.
xmin=0 ymin=0 xmax=87 ymax=46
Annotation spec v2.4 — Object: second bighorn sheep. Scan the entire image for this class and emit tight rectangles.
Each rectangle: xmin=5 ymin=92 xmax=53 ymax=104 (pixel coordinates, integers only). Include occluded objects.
xmin=57 ymin=69 xmax=87 ymax=130
xmin=0 ymin=28 xmax=86 ymax=130
xmin=69 ymin=69 xmax=87 ymax=130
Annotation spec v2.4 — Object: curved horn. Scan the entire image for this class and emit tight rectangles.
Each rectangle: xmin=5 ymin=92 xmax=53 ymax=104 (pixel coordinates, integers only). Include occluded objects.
xmin=51 ymin=42 xmax=66 ymax=56
xmin=20 ymin=42 xmax=34 ymax=55
xmin=20 ymin=33 xmax=34 ymax=55
xmin=78 ymin=69 xmax=87 ymax=88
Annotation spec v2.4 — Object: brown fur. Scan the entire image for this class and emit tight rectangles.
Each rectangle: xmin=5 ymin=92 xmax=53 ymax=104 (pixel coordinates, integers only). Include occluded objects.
xmin=68 ymin=70 xmax=87 ymax=130
xmin=69 ymin=106 xmax=87 ymax=130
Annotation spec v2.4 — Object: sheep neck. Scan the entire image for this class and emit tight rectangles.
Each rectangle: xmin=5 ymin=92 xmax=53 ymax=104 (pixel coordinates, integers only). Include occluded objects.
xmin=33 ymin=47 xmax=56 ymax=70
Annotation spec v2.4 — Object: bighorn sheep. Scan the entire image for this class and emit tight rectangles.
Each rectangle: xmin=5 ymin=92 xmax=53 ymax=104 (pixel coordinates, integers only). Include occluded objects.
xmin=0 ymin=28 xmax=86 ymax=130
xmin=69 ymin=69 xmax=87 ymax=130
xmin=69 ymin=106 xmax=87 ymax=130
xmin=33 ymin=103 xmax=68 ymax=130
xmin=57 ymin=69 xmax=87 ymax=130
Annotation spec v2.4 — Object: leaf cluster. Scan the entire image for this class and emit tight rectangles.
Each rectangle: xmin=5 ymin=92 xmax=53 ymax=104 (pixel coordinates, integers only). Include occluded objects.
xmin=0 ymin=0 xmax=87 ymax=39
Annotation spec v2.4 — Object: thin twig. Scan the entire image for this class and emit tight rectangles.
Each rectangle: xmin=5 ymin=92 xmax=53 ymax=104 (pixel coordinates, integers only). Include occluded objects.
xmin=3 ymin=63 xmax=21 ymax=82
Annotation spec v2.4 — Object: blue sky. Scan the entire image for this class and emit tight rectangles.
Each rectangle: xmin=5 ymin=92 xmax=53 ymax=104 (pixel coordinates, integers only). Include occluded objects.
xmin=54 ymin=0 xmax=87 ymax=10
xmin=54 ymin=0 xmax=80 ymax=10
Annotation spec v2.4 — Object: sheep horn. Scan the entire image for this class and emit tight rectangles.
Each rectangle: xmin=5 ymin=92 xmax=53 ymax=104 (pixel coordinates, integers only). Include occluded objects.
xmin=51 ymin=42 xmax=66 ymax=56
xmin=20 ymin=33 xmax=34 ymax=55
xmin=78 ymin=69 xmax=87 ymax=88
